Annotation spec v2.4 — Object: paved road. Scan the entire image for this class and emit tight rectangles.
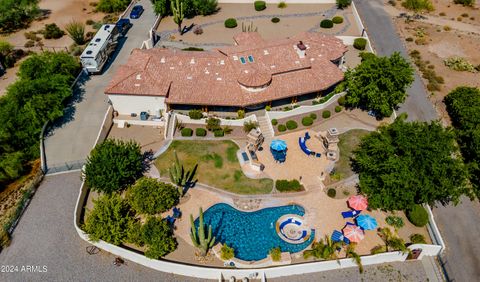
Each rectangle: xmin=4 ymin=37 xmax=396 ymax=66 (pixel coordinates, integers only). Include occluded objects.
xmin=354 ymin=0 xmax=437 ymax=122
xmin=44 ymin=0 xmax=157 ymax=170
xmin=355 ymin=1 xmax=480 ymax=281
xmin=0 ymin=172 xmax=204 ymax=282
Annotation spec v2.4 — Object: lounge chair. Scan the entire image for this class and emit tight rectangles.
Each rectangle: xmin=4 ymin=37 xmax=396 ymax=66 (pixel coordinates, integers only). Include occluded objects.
xmin=315 ymin=153 xmax=321 ymax=158
xmin=173 ymin=207 xmax=182 ymax=219
xmin=341 ymin=209 xmax=361 ymax=218
xmin=331 ymin=230 xmax=351 ymax=244
xmin=166 ymin=215 xmax=176 ymax=226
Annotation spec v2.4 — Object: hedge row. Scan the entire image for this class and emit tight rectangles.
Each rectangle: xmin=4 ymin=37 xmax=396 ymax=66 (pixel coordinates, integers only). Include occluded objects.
xmin=275 ymin=179 xmax=304 ymax=192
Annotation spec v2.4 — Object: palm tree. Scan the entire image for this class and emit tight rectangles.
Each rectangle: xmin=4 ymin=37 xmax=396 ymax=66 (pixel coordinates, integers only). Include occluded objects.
xmin=378 ymin=227 xmax=408 ymax=253
xmin=345 ymin=243 xmax=363 ymax=273
xmin=303 ymin=235 xmax=341 ymax=260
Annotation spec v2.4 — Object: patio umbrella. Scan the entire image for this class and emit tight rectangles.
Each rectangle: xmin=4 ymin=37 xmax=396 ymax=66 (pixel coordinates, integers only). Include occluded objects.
xmin=356 ymin=214 xmax=378 ymax=230
xmin=343 ymin=224 xmax=365 ymax=243
xmin=270 ymin=139 xmax=287 ymax=152
xmin=348 ymin=195 xmax=368 ymax=211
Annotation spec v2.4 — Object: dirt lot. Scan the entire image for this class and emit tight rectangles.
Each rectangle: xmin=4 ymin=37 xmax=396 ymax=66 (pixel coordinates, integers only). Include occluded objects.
xmin=157 ymin=3 xmax=361 ymax=46
xmin=385 ymin=0 xmax=480 ymax=122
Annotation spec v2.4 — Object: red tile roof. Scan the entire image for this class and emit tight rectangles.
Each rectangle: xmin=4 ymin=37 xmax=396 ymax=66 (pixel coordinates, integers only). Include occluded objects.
xmin=105 ymin=32 xmax=347 ymax=107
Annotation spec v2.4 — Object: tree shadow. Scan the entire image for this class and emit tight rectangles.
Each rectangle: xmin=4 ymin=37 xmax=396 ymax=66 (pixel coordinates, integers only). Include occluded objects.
xmin=36 ymin=9 xmax=52 ymax=21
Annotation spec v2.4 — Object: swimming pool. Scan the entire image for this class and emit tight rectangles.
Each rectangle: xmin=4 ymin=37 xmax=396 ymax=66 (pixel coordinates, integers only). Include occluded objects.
xmin=195 ymin=203 xmax=315 ymax=261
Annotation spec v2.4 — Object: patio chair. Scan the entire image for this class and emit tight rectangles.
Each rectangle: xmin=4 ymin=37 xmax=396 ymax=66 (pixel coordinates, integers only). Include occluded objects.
xmin=173 ymin=207 xmax=182 ymax=219
xmin=315 ymin=153 xmax=321 ymax=158
xmin=166 ymin=215 xmax=176 ymax=226
xmin=341 ymin=209 xmax=361 ymax=218
xmin=331 ymin=230 xmax=350 ymax=245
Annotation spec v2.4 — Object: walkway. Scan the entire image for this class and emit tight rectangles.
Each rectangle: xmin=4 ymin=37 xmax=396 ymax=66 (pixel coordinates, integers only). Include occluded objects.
xmin=44 ymin=0 xmax=157 ymax=172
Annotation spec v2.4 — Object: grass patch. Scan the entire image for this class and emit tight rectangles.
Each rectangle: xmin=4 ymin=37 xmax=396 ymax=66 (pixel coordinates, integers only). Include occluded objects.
xmin=155 ymin=140 xmax=273 ymax=194
xmin=334 ymin=129 xmax=369 ymax=181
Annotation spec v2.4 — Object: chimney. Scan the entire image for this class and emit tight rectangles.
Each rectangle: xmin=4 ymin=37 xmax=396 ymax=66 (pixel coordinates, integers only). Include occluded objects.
xmin=296 ymin=41 xmax=307 ymax=58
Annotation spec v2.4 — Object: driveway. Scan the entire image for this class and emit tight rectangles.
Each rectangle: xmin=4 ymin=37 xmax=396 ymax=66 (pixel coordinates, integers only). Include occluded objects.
xmin=354 ymin=0 xmax=437 ymax=122
xmin=44 ymin=0 xmax=157 ymax=171
xmin=354 ymin=1 xmax=480 ymax=281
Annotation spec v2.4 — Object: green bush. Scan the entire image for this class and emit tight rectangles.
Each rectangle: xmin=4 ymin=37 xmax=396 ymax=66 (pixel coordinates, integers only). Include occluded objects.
xmin=140 ymin=216 xmax=177 ymax=259
xmin=406 ymin=205 xmax=429 ymax=227
xmin=278 ymin=124 xmax=287 ymax=132
xmin=335 ymin=106 xmax=342 ymax=113
xmin=444 ymin=56 xmax=476 ymax=72
xmin=353 ymin=38 xmax=367 ymax=50
xmin=265 ymin=105 xmax=271 ymax=111
xmin=409 ymin=233 xmax=427 ymax=244
xmin=336 ymin=0 xmax=352 ymax=9
xmin=224 ymin=18 xmax=238 ymax=28
xmin=271 ymin=119 xmax=278 ymax=126
xmin=96 ymin=0 xmax=131 ymax=13
xmin=271 ymin=17 xmax=280 ymax=23
xmin=0 ymin=0 xmax=40 ymax=33
xmin=310 ymin=113 xmax=317 ymax=120
xmin=454 ymin=0 xmax=475 ymax=6
xmin=275 ymin=179 xmax=304 ymax=192
xmin=243 ymin=120 xmax=259 ymax=133
xmin=332 ymin=16 xmax=344 ymax=24
xmin=214 ymin=129 xmax=224 ymax=137
xmin=237 ymin=109 xmax=245 ymax=119
xmin=402 ymin=0 xmax=434 ymax=12
xmin=127 ymin=177 xmax=180 ymax=215
xmin=188 ymin=109 xmax=204 ymax=119
xmin=286 ymin=120 xmax=298 ymax=130
xmin=338 ymin=96 xmax=346 ymax=106
xmin=322 ymin=110 xmax=331 ymax=118
xmin=302 ymin=116 xmax=314 ymax=126
xmin=181 ymin=128 xmax=193 ymax=137
xmin=221 ymin=244 xmax=235 ymax=260
xmin=327 ymin=188 xmax=336 ymax=198
xmin=385 ymin=215 xmax=405 ymax=229
xmin=278 ymin=1 xmax=287 ymax=8
xmin=320 ymin=19 xmax=334 ymax=28
xmin=195 ymin=128 xmax=207 ymax=137
xmin=254 ymin=1 xmax=266 ymax=11
xmin=43 ymin=23 xmax=64 ymax=39
xmin=206 ymin=117 xmax=221 ymax=131
xmin=269 ymin=247 xmax=282 ymax=261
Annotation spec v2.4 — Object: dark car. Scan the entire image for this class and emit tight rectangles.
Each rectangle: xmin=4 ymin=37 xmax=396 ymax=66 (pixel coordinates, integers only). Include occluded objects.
xmin=116 ymin=19 xmax=132 ymax=36
xmin=130 ymin=5 xmax=144 ymax=19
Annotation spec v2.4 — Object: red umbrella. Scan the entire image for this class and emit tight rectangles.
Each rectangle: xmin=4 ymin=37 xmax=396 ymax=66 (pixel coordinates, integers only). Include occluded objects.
xmin=343 ymin=224 xmax=365 ymax=243
xmin=348 ymin=195 xmax=368 ymax=211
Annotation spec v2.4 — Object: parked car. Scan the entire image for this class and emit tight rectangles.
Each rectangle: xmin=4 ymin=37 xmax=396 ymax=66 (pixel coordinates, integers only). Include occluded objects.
xmin=130 ymin=5 xmax=144 ymax=19
xmin=116 ymin=19 xmax=132 ymax=36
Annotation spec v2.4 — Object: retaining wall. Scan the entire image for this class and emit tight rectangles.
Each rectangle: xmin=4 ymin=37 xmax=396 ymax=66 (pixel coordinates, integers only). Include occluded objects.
xmin=175 ymin=113 xmax=258 ymax=126
xmin=218 ymin=0 xmax=336 ymax=3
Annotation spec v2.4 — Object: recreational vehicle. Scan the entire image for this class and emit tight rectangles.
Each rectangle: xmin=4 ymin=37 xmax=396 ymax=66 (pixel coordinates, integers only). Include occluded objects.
xmin=80 ymin=24 xmax=120 ymax=74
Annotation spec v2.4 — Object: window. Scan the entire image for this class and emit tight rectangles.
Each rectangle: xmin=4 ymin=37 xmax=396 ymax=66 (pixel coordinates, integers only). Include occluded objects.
xmin=240 ymin=57 xmax=246 ymax=64
xmin=248 ymin=55 xmax=254 ymax=63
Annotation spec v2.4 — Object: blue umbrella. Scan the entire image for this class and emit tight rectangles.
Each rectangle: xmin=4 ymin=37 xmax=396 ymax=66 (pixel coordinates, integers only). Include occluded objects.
xmin=356 ymin=214 xmax=377 ymax=230
xmin=270 ymin=139 xmax=287 ymax=151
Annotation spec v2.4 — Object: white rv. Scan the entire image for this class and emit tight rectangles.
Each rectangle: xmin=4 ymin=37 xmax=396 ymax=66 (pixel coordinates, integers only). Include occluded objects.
xmin=80 ymin=24 xmax=119 ymax=74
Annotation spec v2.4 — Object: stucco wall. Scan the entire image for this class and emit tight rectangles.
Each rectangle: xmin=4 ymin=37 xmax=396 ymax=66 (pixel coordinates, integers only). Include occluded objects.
xmin=108 ymin=94 xmax=166 ymax=115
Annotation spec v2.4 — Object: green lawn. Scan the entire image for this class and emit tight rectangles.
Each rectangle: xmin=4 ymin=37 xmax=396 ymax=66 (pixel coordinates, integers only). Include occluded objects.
xmin=332 ymin=129 xmax=369 ymax=181
xmin=155 ymin=140 xmax=273 ymax=194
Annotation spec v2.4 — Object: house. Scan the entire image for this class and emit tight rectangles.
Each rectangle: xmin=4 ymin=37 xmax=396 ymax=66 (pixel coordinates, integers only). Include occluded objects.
xmin=105 ymin=32 xmax=347 ymax=116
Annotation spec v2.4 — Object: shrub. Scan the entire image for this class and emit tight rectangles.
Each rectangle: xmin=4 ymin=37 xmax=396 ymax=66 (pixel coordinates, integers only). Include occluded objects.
xmin=181 ymin=128 xmax=193 ymax=137
xmin=406 ymin=37 xmax=414 ymax=42
xmin=332 ymin=16 xmax=344 ymax=24
xmin=182 ymin=47 xmax=204 ymax=51
xmin=338 ymin=96 xmax=346 ymax=106
xmin=127 ymin=177 xmax=180 ymax=215
xmin=406 ymin=205 xmax=429 ymax=227
xmin=214 ymin=129 xmax=224 ymax=137
xmin=206 ymin=117 xmax=221 ymax=131
xmin=271 ymin=17 xmax=280 ymax=23
xmin=410 ymin=233 xmax=427 ymax=244
xmin=194 ymin=0 xmax=219 ymax=16
xmin=237 ymin=109 xmax=245 ymax=119
xmin=370 ymin=245 xmax=387 ymax=255
xmin=278 ymin=124 xmax=287 ymax=132
xmin=385 ymin=216 xmax=405 ymax=230
xmin=188 ymin=109 xmax=204 ymax=119
xmin=265 ymin=105 xmax=271 ymax=111
xmin=24 ymin=40 xmax=35 ymax=48
xmin=96 ymin=0 xmax=131 ymax=13
xmin=444 ymin=56 xmax=476 ymax=72
xmin=254 ymin=1 xmax=266 ymax=11
xmin=461 ymin=13 xmax=469 ymax=18
xmin=43 ymin=23 xmax=64 ymax=39
xmin=402 ymin=0 xmax=434 ymax=12
xmin=278 ymin=1 xmax=287 ymax=8
xmin=443 ymin=25 xmax=451 ymax=31
xmin=327 ymin=188 xmax=336 ymax=198
xmin=65 ymin=21 xmax=86 ymax=45
xmin=336 ymin=0 xmax=352 ymax=9
xmin=223 ymin=125 xmax=233 ymax=135
xmin=271 ymin=119 xmax=278 ymax=126
xmin=320 ymin=19 xmax=334 ymax=29
xmin=353 ymin=38 xmax=367 ymax=50
xmin=243 ymin=120 xmax=259 ymax=133
xmin=310 ymin=113 xmax=317 ymax=120
xmin=302 ymin=116 xmax=314 ymax=126
xmin=322 ymin=110 xmax=331 ymax=118
xmin=195 ymin=128 xmax=207 ymax=137
xmin=454 ymin=0 xmax=475 ymax=6
xmin=439 ymin=12 xmax=446 ymax=16
xmin=269 ymin=247 xmax=282 ymax=261
xmin=224 ymin=18 xmax=238 ymax=28
xmin=286 ymin=120 xmax=298 ymax=130
xmin=140 ymin=216 xmax=177 ymax=259
xmin=86 ymin=19 xmax=95 ymax=25
xmin=221 ymin=244 xmax=235 ymax=260
xmin=334 ymin=106 xmax=342 ymax=113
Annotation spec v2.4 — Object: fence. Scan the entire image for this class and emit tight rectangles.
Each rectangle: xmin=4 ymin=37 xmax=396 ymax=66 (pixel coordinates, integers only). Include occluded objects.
xmin=351 ymin=1 xmax=375 ymax=53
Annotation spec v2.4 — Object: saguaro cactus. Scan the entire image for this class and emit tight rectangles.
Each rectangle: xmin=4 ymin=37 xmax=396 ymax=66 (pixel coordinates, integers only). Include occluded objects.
xmin=190 ymin=207 xmax=215 ymax=256
xmin=171 ymin=0 xmax=185 ymax=34
xmin=168 ymin=151 xmax=197 ymax=195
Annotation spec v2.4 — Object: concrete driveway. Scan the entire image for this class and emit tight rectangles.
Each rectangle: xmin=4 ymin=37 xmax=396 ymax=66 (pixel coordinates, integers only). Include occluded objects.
xmin=44 ymin=0 xmax=157 ymax=171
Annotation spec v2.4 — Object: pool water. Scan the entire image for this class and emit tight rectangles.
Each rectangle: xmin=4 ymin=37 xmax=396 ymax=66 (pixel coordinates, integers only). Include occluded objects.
xmin=195 ymin=203 xmax=315 ymax=261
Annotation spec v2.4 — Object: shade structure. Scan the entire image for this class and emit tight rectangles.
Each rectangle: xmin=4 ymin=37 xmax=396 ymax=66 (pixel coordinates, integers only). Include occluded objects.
xmin=342 ymin=224 xmax=365 ymax=243
xmin=270 ymin=139 xmax=287 ymax=151
xmin=348 ymin=195 xmax=368 ymax=211
xmin=356 ymin=214 xmax=377 ymax=230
